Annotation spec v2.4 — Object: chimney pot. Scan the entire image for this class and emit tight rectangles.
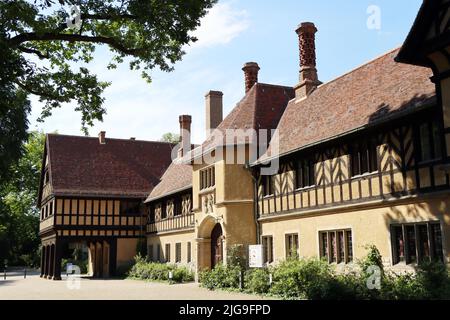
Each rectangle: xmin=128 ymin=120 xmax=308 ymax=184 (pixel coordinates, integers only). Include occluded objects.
xmin=205 ymin=90 xmax=223 ymax=136
xmin=98 ymin=131 xmax=106 ymax=144
xmin=294 ymin=22 xmax=321 ymax=99
xmin=179 ymin=115 xmax=192 ymax=157
xmin=242 ymin=62 xmax=260 ymax=93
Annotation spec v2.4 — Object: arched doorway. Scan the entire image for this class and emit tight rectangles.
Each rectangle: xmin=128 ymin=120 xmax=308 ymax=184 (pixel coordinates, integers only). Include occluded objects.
xmin=210 ymin=224 xmax=223 ymax=268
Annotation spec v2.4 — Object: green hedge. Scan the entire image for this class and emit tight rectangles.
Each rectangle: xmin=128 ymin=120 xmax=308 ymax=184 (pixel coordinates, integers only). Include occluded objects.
xmin=199 ymin=247 xmax=450 ymax=300
xmin=128 ymin=255 xmax=194 ymax=283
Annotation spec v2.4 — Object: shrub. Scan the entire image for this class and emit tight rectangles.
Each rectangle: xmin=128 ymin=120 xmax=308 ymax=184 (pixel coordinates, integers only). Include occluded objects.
xmin=199 ymin=264 xmax=241 ymax=290
xmin=269 ymin=258 xmax=334 ymax=300
xmin=244 ymin=268 xmax=270 ymax=295
xmin=128 ymin=254 xmax=194 ymax=283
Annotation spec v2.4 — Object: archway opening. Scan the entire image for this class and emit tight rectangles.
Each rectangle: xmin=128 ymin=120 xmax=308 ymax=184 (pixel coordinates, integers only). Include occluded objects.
xmin=210 ymin=224 xmax=224 ymax=268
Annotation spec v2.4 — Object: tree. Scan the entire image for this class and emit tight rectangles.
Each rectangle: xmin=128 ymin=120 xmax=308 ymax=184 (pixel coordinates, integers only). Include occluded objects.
xmin=0 ymin=131 xmax=45 ymax=266
xmin=0 ymin=0 xmax=216 ymax=185
xmin=160 ymin=132 xmax=181 ymax=144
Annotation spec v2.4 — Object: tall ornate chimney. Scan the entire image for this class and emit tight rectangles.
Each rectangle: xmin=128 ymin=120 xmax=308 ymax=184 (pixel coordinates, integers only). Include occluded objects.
xmin=179 ymin=115 xmax=192 ymax=157
xmin=242 ymin=62 xmax=260 ymax=93
xmin=294 ymin=22 xmax=321 ymax=99
xmin=205 ymin=91 xmax=223 ymax=136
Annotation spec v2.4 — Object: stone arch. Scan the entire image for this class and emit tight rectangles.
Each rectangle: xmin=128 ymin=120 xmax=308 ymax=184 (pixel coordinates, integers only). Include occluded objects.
xmin=196 ymin=216 xmax=225 ymax=272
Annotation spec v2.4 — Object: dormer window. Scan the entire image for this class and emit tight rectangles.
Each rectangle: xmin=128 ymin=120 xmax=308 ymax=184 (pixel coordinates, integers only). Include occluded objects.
xmin=350 ymin=139 xmax=378 ymax=177
xmin=418 ymin=120 xmax=442 ymax=162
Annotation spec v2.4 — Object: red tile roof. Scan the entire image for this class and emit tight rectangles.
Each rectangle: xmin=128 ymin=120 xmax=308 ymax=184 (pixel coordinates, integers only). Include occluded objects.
xmin=45 ymin=134 xmax=175 ymax=199
xmin=145 ymin=162 xmax=192 ymax=202
xmin=257 ymin=48 xmax=436 ymax=162
xmin=188 ymin=83 xmax=295 ymax=160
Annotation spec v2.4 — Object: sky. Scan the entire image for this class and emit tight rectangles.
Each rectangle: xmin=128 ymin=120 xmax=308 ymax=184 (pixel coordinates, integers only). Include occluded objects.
xmin=29 ymin=0 xmax=424 ymax=144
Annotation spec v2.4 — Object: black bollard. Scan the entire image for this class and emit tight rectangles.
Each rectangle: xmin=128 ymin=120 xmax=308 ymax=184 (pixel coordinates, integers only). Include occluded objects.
xmin=24 ymin=267 xmax=27 ymax=279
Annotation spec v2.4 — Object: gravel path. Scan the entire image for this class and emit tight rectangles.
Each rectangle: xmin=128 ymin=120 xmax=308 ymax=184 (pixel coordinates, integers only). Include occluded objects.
xmin=0 ymin=273 xmax=271 ymax=300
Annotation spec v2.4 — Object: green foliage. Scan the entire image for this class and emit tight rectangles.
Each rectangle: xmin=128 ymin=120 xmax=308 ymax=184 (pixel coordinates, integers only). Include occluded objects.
xmin=128 ymin=254 xmax=194 ymax=283
xmin=160 ymin=133 xmax=181 ymax=144
xmin=269 ymin=258 xmax=334 ymax=300
xmin=359 ymin=244 xmax=384 ymax=275
xmin=199 ymin=264 xmax=241 ymax=290
xmin=244 ymin=268 xmax=270 ymax=295
xmin=227 ymin=244 xmax=247 ymax=271
xmin=1 ymin=0 xmax=217 ymax=134
xmin=0 ymin=131 xmax=45 ymax=266
xmin=199 ymin=246 xmax=450 ymax=300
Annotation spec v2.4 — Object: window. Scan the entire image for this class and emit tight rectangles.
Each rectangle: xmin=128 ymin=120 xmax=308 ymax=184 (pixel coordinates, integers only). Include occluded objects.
xmin=148 ymin=245 xmax=154 ymax=262
xmin=418 ymin=121 xmax=442 ymax=162
xmin=148 ymin=206 xmax=156 ymax=223
xmin=296 ymin=159 xmax=315 ymax=189
xmin=200 ymin=166 xmax=215 ymax=190
xmin=49 ymin=202 xmax=53 ymax=216
xmin=350 ymin=140 xmax=378 ymax=176
xmin=262 ymin=175 xmax=274 ymax=196
xmin=156 ymin=244 xmax=161 ymax=262
xmin=285 ymin=233 xmax=299 ymax=258
xmin=175 ymin=243 xmax=182 ymax=263
xmin=320 ymin=230 xmax=353 ymax=264
xmin=120 ymin=200 xmax=141 ymax=215
xmin=262 ymin=236 xmax=274 ymax=264
xmin=187 ymin=242 xmax=192 ymax=263
xmin=392 ymin=222 xmax=444 ymax=265
xmin=165 ymin=244 xmax=171 ymax=263
xmin=174 ymin=198 xmax=182 ymax=216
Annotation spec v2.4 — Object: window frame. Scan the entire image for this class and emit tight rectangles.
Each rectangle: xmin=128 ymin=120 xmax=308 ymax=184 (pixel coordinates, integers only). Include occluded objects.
xmin=295 ymin=158 xmax=316 ymax=190
xmin=285 ymin=233 xmax=299 ymax=259
xmin=319 ymin=229 xmax=353 ymax=264
xmin=200 ymin=166 xmax=216 ymax=190
xmin=350 ymin=139 xmax=378 ymax=177
xmin=175 ymin=243 xmax=182 ymax=263
xmin=391 ymin=221 xmax=444 ymax=265
xmin=262 ymin=235 xmax=274 ymax=264
xmin=417 ymin=120 xmax=443 ymax=163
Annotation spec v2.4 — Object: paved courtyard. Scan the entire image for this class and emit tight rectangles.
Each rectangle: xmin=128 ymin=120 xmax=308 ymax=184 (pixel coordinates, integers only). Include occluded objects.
xmin=0 ymin=272 xmax=269 ymax=300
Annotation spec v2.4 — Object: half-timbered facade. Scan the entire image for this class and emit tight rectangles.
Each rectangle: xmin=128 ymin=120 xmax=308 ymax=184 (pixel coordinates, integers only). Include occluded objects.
xmin=38 ymin=133 xmax=173 ymax=279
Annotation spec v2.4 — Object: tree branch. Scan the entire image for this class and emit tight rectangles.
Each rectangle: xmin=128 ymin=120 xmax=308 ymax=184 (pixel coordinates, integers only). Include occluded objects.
xmin=9 ymin=33 xmax=143 ymax=56
xmin=18 ymin=46 xmax=50 ymax=59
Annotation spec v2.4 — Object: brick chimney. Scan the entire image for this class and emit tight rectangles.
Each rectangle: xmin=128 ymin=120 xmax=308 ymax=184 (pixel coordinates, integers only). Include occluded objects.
xmin=242 ymin=62 xmax=260 ymax=93
xmin=294 ymin=22 xmax=321 ymax=99
xmin=98 ymin=131 xmax=106 ymax=144
xmin=179 ymin=115 xmax=192 ymax=157
xmin=205 ymin=91 xmax=223 ymax=136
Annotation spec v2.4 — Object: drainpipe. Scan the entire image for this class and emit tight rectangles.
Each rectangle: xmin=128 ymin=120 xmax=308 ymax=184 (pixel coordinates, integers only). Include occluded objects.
xmin=244 ymin=163 xmax=261 ymax=245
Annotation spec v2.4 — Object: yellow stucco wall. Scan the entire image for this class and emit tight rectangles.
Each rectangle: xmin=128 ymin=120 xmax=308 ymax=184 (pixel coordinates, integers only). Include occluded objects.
xmin=147 ymin=231 xmax=195 ymax=266
xmin=260 ymin=196 xmax=450 ymax=268
xmin=116 ymin=238 xmax=139 ymax=268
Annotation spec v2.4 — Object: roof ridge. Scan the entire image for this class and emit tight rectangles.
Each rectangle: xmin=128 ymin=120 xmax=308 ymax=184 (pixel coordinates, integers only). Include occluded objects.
xmin=47 ymin=133 xmax=175 ymax=145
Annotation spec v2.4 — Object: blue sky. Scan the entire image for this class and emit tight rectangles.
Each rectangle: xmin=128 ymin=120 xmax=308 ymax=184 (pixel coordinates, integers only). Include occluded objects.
xmin=29 ymin=0 xmax=423 ymax=144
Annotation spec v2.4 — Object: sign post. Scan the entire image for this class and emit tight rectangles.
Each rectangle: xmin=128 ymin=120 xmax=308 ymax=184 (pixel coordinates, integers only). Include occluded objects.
xmin=248 ymin=245 xmax=263 ymax=268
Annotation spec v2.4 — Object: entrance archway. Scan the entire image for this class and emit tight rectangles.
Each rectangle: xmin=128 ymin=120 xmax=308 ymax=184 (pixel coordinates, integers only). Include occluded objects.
xmin=210 ymin=224 xmax=223 ymax=268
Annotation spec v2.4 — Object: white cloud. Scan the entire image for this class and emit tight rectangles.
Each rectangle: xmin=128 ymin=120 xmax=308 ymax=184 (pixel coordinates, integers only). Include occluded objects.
xmin=189 ymin=1 xmax=250 ymax=50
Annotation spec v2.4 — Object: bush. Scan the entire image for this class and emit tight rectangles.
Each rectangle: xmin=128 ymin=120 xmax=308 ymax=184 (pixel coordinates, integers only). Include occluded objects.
xmin=199 ymin=264 xmax=241 ymax=290
xmin=127 ymin=255 xmax=194 ymax=283
xmin=269 ymin=258 xmax=335 ymax=300
xmin=199 ymin=246 xmax=450 ymax=300
xmin=244 ymin=268 xmax=270 ymax=295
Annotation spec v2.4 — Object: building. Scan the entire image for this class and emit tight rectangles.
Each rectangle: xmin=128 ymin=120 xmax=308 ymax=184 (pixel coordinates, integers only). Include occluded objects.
xmin=39 ymin=0 xmax=450 ymax=279
xmin=38 ymin=133 xmax=174 ymax=279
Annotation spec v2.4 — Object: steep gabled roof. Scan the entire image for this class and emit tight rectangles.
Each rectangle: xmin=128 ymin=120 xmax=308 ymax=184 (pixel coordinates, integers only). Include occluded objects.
xmin=396 ymin=0 xmax=445 ymax=67
xmin=43 ymin=134 xmax=174 ymax=200
xmin=188 ymin=83 xmax=295 ymax=160
xmin=145 ymin=162 xmax=192 ymax=203
xmin=256 ymin=48 xmax=436 ymax=163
